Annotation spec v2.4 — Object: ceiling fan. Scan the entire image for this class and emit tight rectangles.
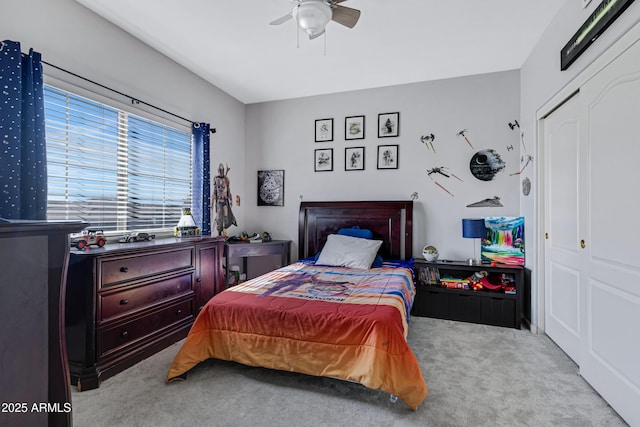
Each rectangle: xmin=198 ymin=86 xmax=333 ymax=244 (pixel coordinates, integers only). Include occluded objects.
xmin=270 ymin=0 xmax=361 ymax=40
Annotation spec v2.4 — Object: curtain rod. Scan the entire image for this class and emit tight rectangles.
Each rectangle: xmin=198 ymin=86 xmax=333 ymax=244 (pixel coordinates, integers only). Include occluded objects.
xmin=22 ymin=52 xmax=216 ymax=134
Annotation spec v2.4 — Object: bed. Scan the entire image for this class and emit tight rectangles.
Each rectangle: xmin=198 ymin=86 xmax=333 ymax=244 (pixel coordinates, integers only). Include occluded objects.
xmin=166 ymin=201 xmax=427 ymax=410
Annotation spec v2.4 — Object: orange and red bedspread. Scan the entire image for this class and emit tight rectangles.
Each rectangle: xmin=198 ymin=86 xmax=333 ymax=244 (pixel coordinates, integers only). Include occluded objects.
xmin=166 ymin=262 xmax=427 ymax=410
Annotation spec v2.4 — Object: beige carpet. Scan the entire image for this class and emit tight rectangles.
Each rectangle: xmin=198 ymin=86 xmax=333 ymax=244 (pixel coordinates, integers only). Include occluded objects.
xmin=71 ymin=317 xmax=627 ymax=427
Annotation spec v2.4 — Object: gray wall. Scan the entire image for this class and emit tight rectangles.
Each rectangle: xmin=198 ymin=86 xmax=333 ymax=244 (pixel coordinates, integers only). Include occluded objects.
xmin=245 ymin=71 xmax=521 ymax=260
xmin=1 ymin=0 xmax=248 ymax=231
xmin=520 ymin=1 xmax=640 ymax=328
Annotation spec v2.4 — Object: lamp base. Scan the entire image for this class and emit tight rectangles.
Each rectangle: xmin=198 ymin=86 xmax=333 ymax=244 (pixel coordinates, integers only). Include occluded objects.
xmin=467 ymin=258 xmax=482 ymax=266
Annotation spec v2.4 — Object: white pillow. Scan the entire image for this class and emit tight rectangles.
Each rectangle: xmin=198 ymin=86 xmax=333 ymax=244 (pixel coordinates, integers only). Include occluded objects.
xmin=315 ymin=234 xmax=383 ymax=269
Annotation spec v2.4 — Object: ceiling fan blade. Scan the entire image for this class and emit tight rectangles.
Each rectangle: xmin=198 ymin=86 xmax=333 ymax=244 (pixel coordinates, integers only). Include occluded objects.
xmin=270 ymin=12 xmax=293 ymax=25
xmin=308 ymin=29 xmax=325 ymax=40
xmin=331 ymin=5 xmax=360 ymax=29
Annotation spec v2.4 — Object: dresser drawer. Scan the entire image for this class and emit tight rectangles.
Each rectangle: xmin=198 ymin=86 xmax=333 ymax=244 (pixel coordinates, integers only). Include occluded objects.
xmin=99 ymin=273 xmax=193 ymax=321
xmin=100 ymin=248 xmax=193 ymax=287
xmin=98 ymin=298 xmax=193 ymax=359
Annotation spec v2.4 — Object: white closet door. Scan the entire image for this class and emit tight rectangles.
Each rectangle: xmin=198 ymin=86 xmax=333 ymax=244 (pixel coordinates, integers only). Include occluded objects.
xmin=543 ymin=92 xmax=583 ymax=364
xmin=578 ymin=38 xmax=640 ymax=426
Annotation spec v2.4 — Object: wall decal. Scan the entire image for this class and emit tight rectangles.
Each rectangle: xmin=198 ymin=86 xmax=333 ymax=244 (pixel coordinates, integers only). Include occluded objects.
xmin=510 ymin=154 xmax=534 ymax=176
xmin=506 ymin=145 xmax=514 ymax=151
xmin=511 ymin=131 xmax=533 ymax=176
xmin=420 ymin=134 xmax=436 ymax=152
xmin=508 ymin=120 xmax=520 ymax=130
xmin=212 ymin=163 xmax=238 ymax=236
xmin=257 ymin=170 xmax=285 ymax=206
xmin=469 ymin=149 xmax=506 ymax=181
xmin=522 ymin=177 xmax=531 ymax=196
xmin=456 ymin=129 xmax=474 ymax=149
xmin=519 ymin=131 xmax=528 ymax=153
xmin=427 ymin=166 xmax=463 ymax=197
xmin=466 ymin=196 xmax=503 ymax=208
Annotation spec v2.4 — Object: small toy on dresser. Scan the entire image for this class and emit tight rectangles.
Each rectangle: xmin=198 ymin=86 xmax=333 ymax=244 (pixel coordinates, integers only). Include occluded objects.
xmin=70 ymin=228 xmax=106 ymax=250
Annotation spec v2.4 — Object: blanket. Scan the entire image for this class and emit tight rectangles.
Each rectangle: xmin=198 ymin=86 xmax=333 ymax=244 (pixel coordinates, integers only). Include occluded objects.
xmin=166 ymin=262 xmax=427 ymax=410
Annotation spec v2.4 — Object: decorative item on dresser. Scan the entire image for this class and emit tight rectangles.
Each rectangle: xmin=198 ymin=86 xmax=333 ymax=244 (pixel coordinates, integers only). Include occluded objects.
xmin=65 ymin=236 xmax=224 ymax=391
xmin=0 ymin=220 xmax=86 ymax=427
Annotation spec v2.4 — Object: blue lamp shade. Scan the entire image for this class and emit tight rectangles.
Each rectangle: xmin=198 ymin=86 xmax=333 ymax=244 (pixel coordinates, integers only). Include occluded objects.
xmin=462 ymin=218 xmax=486 ymax=239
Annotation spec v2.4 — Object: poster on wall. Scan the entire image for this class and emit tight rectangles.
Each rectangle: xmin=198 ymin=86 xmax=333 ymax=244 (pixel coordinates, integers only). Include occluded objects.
xmin=481 ymin=216 xmax=525 ymax=265
xmin=257 ymin=170 xmax=284 ymax=206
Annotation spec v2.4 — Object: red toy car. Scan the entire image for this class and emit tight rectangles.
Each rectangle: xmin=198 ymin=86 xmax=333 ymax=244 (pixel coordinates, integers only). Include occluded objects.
xmin=71 ymin=229 xmax=107 ymax=249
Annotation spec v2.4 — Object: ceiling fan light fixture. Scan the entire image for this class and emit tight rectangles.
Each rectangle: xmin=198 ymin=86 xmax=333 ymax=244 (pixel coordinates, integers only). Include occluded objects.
xmin=295 ymin=1 xmax=332 ymax=37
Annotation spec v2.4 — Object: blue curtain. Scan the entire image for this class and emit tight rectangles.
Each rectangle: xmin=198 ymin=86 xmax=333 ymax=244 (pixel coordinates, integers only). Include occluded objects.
xmin=192 ymin=122 xmax=211 ymax=235
xmin=0 ymin=40 xmax=47 ymax=220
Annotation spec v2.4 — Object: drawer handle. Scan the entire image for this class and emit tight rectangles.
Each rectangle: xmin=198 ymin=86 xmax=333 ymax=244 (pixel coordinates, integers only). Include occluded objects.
xmin=176 ymin=309 xmax=183 ymax=316
xmin=120 ymin=267 xmax=128 ymax=273
xmin=120 ymin=299 xmax=129 ymax=305
xmin=120 ymin=331 xmax=128 ymax=338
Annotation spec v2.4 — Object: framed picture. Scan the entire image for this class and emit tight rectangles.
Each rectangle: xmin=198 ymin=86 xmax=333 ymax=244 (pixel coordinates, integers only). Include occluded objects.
xmin=377 ymin=145 xmax=398 ymax=169
xmin=345 ymin=115 xmax=365 ymax=140
xmin=257 ymin=170 xmax=284 ymax=206
xmin=378 ymin=112 xmax=399 ymax=138
xmin=481 ymin=216 xmax=525 ymax=266
xmin=561 ymin=0 xmax=634 ymax=70
xmin=314 ymin=148 xmax=333 ymax=172
xmin=315 ymin=118 xmax=333 ymax=142
xmin=345 ymin=147 xmax=365 ymax=171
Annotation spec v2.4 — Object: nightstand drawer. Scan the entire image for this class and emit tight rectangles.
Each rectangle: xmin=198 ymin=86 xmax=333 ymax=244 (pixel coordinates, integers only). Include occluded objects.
xmin=100 ymin=273 xmax=193 ymax=321
xmin=480 ymin=296 xmax=516 ymax=328
xmin=98 ymin=298 xmax=193 ymax=359
xmin=100 ymin=248 xmax=193 ymax=287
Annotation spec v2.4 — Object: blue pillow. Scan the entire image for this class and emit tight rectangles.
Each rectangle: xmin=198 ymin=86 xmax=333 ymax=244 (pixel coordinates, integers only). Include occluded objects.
xmin=337 ymin=226 xmax=373 ymax=240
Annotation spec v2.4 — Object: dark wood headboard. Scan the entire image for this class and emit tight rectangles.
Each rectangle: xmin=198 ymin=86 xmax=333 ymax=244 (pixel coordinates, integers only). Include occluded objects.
xmin=298 ymin=201 xmax=413 ymax=260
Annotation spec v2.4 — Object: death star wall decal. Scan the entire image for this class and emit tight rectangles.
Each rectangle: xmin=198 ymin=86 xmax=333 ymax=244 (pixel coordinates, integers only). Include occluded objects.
xmin=469 ymin=149 xmax=506 ymax=181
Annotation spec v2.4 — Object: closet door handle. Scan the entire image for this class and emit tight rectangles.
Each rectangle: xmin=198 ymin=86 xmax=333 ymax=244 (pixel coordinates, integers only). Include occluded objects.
xmin=580 ymin=240 xmax=586 ymax=249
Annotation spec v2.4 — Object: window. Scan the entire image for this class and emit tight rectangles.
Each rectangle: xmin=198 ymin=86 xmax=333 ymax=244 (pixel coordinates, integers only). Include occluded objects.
xmin=44 ymin=85 xmax=192 ymax=233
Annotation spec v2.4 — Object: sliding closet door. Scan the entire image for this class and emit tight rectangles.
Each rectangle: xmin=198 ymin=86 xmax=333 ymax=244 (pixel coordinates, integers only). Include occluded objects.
xmin=578 ymin=38 xmax=640 ymax=425
xmin=543 ymin=92 xmax=584 ymax=364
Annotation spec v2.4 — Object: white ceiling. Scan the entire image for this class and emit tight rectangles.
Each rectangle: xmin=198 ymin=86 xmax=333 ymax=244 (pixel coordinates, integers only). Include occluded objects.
xmin=75 ymin=0 xmax=564 ymax=104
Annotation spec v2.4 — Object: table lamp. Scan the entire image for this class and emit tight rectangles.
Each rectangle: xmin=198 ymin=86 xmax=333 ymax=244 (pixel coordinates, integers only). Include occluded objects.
xmin=462 ymin=218 xmax=486 ymax=265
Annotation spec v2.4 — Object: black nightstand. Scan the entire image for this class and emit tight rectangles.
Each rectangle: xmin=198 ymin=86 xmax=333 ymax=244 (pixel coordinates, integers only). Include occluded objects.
xmin=412 ymin=259 xmax=525 ymax=329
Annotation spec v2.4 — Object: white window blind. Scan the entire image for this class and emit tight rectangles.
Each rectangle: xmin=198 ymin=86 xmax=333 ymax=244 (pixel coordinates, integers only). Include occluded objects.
xmin=44 ymin=85 xmax=192 ymax=233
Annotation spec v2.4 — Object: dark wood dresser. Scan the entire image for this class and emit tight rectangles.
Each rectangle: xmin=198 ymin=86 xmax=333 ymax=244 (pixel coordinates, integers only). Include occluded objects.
xmin=65 ymin=236 xmax=224 ymax=391
xmin=0 ymin=220 xmax=86 ymax=427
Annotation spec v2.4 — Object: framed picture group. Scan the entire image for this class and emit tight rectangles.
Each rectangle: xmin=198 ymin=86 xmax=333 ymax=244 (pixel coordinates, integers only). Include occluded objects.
xmin=314 ymin=112 xmax=400 ymax=172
